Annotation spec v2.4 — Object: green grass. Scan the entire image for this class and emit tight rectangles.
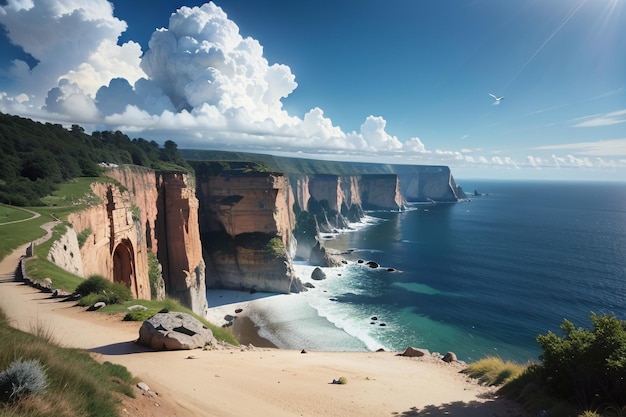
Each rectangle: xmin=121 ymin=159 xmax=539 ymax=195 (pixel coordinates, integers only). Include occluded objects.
xmin=462 ymin=356 xmax=527 ymax=386
xmin=0 ymin=205 xmax=34 ymax=224
xmin=39 ymin=177 xmax=103 ymax=208
xmin=0 ymin=176 xmax=123 ymax=263
xmin=0 ymin=210 xmax=53 ymax=263
xmin=0 ymin=308 xmax=134 ymax=417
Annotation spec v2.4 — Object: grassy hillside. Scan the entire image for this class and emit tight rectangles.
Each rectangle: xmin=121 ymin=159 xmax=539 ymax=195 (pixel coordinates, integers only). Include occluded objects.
xmin=182 ymin=148 xmax=449 ymax=175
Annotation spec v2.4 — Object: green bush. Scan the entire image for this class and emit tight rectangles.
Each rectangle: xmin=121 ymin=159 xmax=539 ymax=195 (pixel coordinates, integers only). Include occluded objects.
xmin=0 ymin=359 xmax=48 ymax=403
xmin=75 ymin=275 xmax=133 ymax=305
xmin=123 ymin=309 xmax=155 ymax=322
xmin=105 ymin=282 xmax=133 ymax=304
xmin=536 ymin=313 xmax=626 ymax=412
xmin=75 ymin=275 xmax=109 ymax=296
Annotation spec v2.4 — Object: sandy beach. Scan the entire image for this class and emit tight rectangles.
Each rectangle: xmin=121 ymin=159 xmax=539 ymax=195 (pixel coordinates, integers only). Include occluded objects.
xmin=0 ymin=244 xmax=525 ymax=417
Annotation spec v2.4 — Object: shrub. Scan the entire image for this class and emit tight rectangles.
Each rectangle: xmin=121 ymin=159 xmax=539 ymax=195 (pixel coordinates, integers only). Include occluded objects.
xmin=536 ymin=313 xmax=626 ymax=411
xmin=124 ymin=309 xmax=155 ymax=322
xmin=462 ymin=356 xmax=526 ymax=386
xmin=337 ymin=376 xmax=348 ymax=385
xmin=265 ymin=237 xmax=285 ymax=258
xmin=0 ymin=359 xmax=48 ymax=403
xmin=74 ymin=275 xmax=109 ymax=296
xmin=75 ymin=275 xmax=133 ymax=305
xmin=105 ymin=282 xmax=133 ymax=304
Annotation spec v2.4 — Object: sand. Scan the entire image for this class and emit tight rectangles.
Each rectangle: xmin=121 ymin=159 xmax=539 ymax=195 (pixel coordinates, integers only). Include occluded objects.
xmin=0 ymin=243 xmax=525 ymax=417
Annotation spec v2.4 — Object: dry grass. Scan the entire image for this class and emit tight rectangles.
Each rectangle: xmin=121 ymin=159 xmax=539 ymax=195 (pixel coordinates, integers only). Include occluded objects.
xmin=462 ymin=356 xmax=527 ymax=386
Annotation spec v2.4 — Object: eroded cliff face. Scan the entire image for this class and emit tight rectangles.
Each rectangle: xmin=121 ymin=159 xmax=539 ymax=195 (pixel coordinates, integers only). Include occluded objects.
xmin=359 ymin=175 xmax=405 ymax=210
xmin=291 ymin=174 xmax=402 ymax=230
xmin=67 ymin=181 xmax=151 ymax=300
xmin=63 ymin=166 xmax=207 ymax=316
xmin=195 ymin=170 xmax=302 ymax=293
xmin=397 ymin=166 xmax=461 ymax=202
xmin=155 ymin=171 xmax=207 ymax=315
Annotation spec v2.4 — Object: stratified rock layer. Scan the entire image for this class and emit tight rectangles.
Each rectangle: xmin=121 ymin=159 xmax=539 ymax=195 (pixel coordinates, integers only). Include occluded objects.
xmin=65 ymin=165 xmax=207 ymax=317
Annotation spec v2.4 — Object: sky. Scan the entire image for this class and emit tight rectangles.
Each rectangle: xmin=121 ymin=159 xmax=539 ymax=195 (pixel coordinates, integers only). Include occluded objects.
xmin=0 ymin=0 xmax=625 ymax=180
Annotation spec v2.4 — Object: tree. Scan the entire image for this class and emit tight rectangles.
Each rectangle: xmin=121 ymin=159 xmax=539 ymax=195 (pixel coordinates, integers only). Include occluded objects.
xmin=536 ymin=313 xmax=626 ymax=410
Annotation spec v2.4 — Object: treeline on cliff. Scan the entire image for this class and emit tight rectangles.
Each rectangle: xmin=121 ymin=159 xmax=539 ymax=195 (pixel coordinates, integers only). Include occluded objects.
xmin=0 ymin=112 xmax=189 ymax=206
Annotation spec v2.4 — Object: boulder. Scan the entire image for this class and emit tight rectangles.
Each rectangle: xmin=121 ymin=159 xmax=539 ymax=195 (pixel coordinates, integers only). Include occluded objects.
xmin=137 ymin=312 xmax=216 ymax=350
xmin=399 ymin=346 xmax=430 ymax=358
xmin=366 ymin=261 xmax=379 ymax=269
xmin=442 ymin=352 xmax=458 ymax=363
xmin=311 ymin=267 xmax=327 ymax=281
xmin=309 ymin=242 xmax=344 ymax=267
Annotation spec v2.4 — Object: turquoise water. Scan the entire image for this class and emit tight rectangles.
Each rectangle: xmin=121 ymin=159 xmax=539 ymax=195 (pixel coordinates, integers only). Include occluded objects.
xmin=229 ymin=180 xmax=626 ymax=363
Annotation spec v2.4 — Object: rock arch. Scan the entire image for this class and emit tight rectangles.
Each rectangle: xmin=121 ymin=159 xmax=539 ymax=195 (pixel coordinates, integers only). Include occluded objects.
xmin=113 ymin=238 xmax=137 ymax=297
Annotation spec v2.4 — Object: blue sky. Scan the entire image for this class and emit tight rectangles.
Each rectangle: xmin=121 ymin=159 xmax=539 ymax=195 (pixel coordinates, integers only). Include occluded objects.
xmin=0 ymin=0 xmax=625 ymax=180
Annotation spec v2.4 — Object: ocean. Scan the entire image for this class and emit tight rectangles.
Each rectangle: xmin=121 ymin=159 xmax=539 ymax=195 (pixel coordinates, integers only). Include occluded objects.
xmin=211 ymin=180 xmax=626 ymax=363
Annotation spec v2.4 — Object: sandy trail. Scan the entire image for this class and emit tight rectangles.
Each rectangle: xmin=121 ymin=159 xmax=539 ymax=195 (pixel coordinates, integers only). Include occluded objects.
xmin=0 ymin=241 xmax=523 ymax=417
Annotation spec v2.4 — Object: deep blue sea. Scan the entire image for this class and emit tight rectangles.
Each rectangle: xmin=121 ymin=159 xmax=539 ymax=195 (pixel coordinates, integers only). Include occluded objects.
xmin=240 ymin=180 xmax=626 ymax=363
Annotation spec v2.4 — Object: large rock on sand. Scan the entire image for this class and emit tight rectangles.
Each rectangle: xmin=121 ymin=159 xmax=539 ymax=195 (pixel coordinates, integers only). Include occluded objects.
xmin=137 ymin=312 xmax=216 ymax=350
xmin=399 ymin=346 xmax=430 ymax=358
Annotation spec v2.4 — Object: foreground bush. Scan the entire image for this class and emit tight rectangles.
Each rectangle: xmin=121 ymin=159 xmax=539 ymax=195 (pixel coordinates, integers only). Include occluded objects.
xmin=0 ymin=308 xmax=134 ymax=416
xmin=537 ymin=314 xmax=626 ymax=411
xmin=0 ymin=359 xmax=47 ymax=403
xmin=499 ymin=314 xmax=626 ymax=417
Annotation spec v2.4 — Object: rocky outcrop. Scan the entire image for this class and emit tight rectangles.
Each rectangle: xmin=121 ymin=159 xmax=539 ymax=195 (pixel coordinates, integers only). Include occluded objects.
xmin=195 ymin=167 xmax=302 ymax=293
xmin=64 ymin=165 xmax=208 ymax=317
xmin=137 ymin=312 xmax=216 ymax=350
xmin=47 ymin=226 xmax=84 ymax=277
xmin=155 ymin=172 xmax=208 ymax=316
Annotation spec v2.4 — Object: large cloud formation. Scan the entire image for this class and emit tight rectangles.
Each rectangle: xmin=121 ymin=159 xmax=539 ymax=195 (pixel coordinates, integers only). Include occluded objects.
xmin=0 ymin=1 xmax=623 ymax=176
xmin=0 ymin=1 xmax=420 ymax=156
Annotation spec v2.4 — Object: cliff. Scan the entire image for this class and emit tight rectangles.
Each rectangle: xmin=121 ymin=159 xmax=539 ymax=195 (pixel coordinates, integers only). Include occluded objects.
xmin=194 ymin=166 xmax=302 ymax=293
xmin=395 ymin=165 xmax=461 ymax=202
xmin=64 ymin=165 xmax=207 ymax=316
xmin=67 ymin=181 xmax=152 ymax=301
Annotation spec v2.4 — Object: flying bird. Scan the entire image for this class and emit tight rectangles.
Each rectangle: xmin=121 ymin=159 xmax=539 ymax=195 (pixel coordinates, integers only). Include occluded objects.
xmin=489 ymin=94 xmax=504 ymax=104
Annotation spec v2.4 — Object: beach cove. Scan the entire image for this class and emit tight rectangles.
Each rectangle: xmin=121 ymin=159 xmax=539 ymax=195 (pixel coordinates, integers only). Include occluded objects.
xmin=0 ymin=241 xmax=524 ymax=417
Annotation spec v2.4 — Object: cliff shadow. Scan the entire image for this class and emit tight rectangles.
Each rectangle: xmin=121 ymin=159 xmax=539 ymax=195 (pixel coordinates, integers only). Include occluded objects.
xmin=90 ymin=341 xmax=153 ymax=356
xmin=392 ymin=397 xmax=526 ymax=417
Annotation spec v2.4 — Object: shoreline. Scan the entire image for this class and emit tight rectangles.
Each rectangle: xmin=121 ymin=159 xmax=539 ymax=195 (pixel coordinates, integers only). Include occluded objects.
xmin=0 ymin=245 xmax=527 ymax=417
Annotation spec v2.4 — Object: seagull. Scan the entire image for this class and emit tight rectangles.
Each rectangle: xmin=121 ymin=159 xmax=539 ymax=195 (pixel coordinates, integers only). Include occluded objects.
xmin=489 ymin=93 xmax=504 ymax=104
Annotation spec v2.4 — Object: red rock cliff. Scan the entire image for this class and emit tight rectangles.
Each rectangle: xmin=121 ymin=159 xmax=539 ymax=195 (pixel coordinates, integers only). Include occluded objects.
xmin=196 ymin=170 xmax=302 ymax=293
xmin=66 ymin=165 xmax=207 ymax=316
